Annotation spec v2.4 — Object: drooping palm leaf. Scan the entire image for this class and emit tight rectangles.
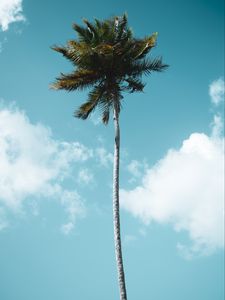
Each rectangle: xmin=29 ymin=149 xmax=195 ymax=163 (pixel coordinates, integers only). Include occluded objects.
xmin=51 ymin=69 xmax=101 ymax=91
xmin=74 ymin=84 xmax=106 ymax=119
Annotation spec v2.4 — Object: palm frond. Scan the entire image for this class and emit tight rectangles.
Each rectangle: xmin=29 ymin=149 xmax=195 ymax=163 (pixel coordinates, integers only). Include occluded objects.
xmin=83 ymin=19 xmax=97 ymax=36
xmin=72 ymin=23 xmax=93 ymax=43
xmin=51 ymin=69 xmax=101 ymax=91
xmin=116 ymin=13 xmax=128 ymax=41
xmin=133 ymin=32 xmax=158 ymax=59
xmin=75 ymin=85 xmax=105 ymax=119
xmin=51 ymin=45 xmax=74 ymax=62
xmin=144 ymin=57 xmax=169 ymax=73
xmin=125 ymin=78 xmax=145 ymax=93
xmin=51 ymin=42 xmax=91 ymax=67
xmin=102 ymin=108 xmax=110 ymax=124
xmin=130 ymin=57 xmax=169 ymax=76
xmin=95 ymin=18 xmax=102 ymax=29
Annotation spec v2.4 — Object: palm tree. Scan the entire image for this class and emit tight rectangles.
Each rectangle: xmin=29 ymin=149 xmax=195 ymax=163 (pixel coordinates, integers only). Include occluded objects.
xmin=51 ymin=14 xmax=168 ymax=300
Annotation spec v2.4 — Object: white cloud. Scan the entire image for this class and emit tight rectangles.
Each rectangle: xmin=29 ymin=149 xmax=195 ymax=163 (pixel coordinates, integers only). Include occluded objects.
xmin=211 ymin=114 xmax=224 ymax=137
xmin=209 ymin=78 xmax=225 ymax=105
xmin=90 ymin=112 xmax=102 ymax=126
xmin=77 ymin=168 xmax=94 ymax=185
xmin=0 ymin=0 xmax=25 ymax=31
xmin=127 ymin=160 xmax=148 ymax=184
xmin=0 ymin=104 xmax=91 ymax=231
xmin=60 ymin=190 xmax=85 ymax=235
xmin=95 ymin=147 xmax=113 ymax=167
xmin=61 ymin=222 xmax=74 ymax=235
xmin=121 ymin=118 xmax=224 ymax=257
xmin=127 ymin=160 xmax=142 ymax=177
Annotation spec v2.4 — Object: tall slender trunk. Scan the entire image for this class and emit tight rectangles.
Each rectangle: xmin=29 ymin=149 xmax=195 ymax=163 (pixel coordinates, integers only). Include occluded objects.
xmin=113 ymin=103 xmax=127 ymax=300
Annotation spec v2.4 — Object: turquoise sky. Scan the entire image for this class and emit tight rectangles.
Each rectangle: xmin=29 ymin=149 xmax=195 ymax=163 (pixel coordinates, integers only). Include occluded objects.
xmin=0 ymin=1 xmax=224 ymax=300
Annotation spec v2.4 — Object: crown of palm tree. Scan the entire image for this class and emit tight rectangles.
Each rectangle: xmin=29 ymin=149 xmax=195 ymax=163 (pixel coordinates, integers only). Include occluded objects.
xmin=51 ymin=14 xmax=168 ymax=124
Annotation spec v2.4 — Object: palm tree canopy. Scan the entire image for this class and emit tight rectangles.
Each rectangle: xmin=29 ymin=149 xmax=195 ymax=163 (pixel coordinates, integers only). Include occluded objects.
xmin=51 ymin=14 xmax=168 ymax=124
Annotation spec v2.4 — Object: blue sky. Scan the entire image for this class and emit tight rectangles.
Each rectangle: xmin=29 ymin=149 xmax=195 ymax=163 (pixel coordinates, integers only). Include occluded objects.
xmin=0 ymin=0 xmax=224 ymax=299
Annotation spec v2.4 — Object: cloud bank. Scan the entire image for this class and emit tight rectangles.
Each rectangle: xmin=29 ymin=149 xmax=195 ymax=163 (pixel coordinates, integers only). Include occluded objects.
xmin=0 ymin=0 xmax=25 ymax=31
xmin=121 ymin=79 xmax=224 ymax=257
xmin=0 ymin=104 xmax=91 ymax=231
xmin=0 ymin=103 xmax=114 ymax=233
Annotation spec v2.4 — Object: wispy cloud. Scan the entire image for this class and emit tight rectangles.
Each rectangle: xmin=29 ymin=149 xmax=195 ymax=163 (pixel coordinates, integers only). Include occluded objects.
xmin=121 ymin=80 xmax=224 ymax=258
xmin=127 ymin=159 xmax=148 ymax=183
xmin=77 ymin=168 xmax=94 ymax=185
xmin=127 ymin=160 xmax=143 ymax=177
xmin=61 ymin=222 xmax=75 ymax=235
xmin=0 ymin=0 xmax=25 ymax=31
xmin=60 ymin=190 xmax=85 ymax=235
xmin=0 ymin=102 xmax=116 ymax=233
xmin=90 ymin=112 xmax=102 ymax=126
xmin=95 ymin=147 xmax=113 ymax=167
xmin=0 ymin=103 xmax=90 ymax=232
xmin=209 ymin=78 xmax=225 ymax=106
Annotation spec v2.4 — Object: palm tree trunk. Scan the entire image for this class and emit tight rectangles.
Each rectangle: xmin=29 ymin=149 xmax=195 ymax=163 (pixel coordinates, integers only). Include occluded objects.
xmin=113 ymin=103 xmax=127 ymax=300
